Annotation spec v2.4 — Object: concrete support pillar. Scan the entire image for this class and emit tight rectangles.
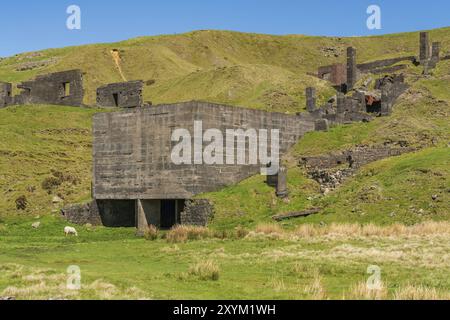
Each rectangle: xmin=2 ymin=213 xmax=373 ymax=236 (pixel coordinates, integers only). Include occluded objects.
xmin=355 ymin=91 xmax=366 ymax=112
xmin=420 ymin=32 xmax=430 ymax=63
xmin=337 ymin=92 xmax=346 ymax=115
xmin=381 ymin=87 xmax=392 ymax=116
xmin=346 ymin=47 xmax=357 ymax=91
xmin=431 ymin=42 xmax=440 ymax=62
xmin=276 ymin=167 xmax=288 ymax=198
xmin=135 ymin=199 xmax=149 ymax=236
xmin=306 ymin=87 xmax=316 ymax=112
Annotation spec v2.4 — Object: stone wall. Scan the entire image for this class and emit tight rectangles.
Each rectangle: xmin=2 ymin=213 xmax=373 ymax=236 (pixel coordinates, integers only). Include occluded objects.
xmin=96 ymin=80 xmax=143 ymax=108
xmin=180 ymin=199 xmax=214 ymax=226
xmin=93 ymin=101 xmax=314 ymax=200
xmin=357 ymin=56 xmax=415 ymax=73
xmin=61 ymin=200 xmax=102 ymax=226
xmin=300 ymin=143 xmax=415 ymax=170
xmin=13 ymin=70 xmax=84 ymax=106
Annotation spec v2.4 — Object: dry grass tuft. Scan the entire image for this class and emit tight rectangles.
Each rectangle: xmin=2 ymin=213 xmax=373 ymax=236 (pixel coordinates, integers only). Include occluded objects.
xmin=0 ymin=264 xmax=150 ymax=300
xmin=346 ymin=281 xmax=388 ymax=300
xmin=166 ymin=225 xmax=211 ymax=243
xmin=393 ymin=284 xmax=450 ymax=300
xmin=254 ymin=224 xmax=283 ymax=235
xmin=143 ymin=225 xmax=159 ymax=241
xmin=304 ymin=271 xmax=326 ymax=300
xmin=188 ymin=260 xmax=220 ymax=281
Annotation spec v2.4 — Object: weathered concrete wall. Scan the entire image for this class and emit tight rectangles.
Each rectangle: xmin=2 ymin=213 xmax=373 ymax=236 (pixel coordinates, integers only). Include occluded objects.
xmin=0 ymin=82 xmax=12 ymax=108
xmin=96 ymin=81 xmax=143 ymax=108
xmin=93 ymin=101 xmax=314 ymax=200
xmin=14 ymin=70 xmax=84 ymax=106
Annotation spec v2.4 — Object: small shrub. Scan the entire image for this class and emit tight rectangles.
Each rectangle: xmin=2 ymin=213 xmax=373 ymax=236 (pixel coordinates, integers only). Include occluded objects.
xmin=144 ymin=225 xmax=158 ymax=241
xmin=15 ymin=195 xmax=28 ymax=210
xmin=235 ymin=226 xmax=249 ymax=239
xmin=188 ymin=260 xmax=220 ymax=281
xmin=42 ymin=170 xmax=80 ymax=194
xmin=41 ymin=177 xmax=62 ymax=193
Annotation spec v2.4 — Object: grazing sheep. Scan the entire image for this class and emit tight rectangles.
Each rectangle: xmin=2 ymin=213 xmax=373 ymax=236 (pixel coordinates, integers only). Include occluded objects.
xmin=64 ymin=226 xmax=78 ymax=236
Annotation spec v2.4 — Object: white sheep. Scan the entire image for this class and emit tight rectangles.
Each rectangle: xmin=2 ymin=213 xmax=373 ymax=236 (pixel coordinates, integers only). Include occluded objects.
xmin=64 ymin=226 xmax=78 ymax=237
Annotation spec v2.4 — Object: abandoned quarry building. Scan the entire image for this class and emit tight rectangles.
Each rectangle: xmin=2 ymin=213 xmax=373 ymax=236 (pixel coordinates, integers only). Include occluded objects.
xmin=1 ymin=32 xmax=446 ymax=231
xmin=86 ymin=101 xmax=313 ymax=232
xmin=96 ymin=80 xmax=144 ymax=108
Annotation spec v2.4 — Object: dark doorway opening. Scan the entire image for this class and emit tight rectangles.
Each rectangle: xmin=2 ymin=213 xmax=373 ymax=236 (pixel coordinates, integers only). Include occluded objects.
xmin=113 ymin=93 xmax=119 ymax=107
xmin=97 ymin=200 xmax=135 ymax=227
xmin=160 ymin=200 xmax=177 ymax=229
xmin=366 ymin=101 xmax=381 ymax=113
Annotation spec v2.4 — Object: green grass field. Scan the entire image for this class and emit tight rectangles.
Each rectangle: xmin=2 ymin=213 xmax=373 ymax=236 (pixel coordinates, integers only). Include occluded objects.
xmin=0 ymin=28 xmax=449 ymax=300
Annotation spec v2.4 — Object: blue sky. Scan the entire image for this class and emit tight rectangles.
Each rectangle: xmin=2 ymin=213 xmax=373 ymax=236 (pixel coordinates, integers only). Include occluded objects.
xmin=1 ymin=0 xmax=449 ymax=57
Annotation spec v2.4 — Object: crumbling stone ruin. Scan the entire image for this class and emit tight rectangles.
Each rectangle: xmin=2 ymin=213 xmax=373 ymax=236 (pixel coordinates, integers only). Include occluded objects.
xmin=14 ymin=70 xmax=84 ymax=106
xmin=309 ymin=42 xmax=415 ymax=128
xmin=0 ymin=70 xmax=84 ymax=107
xmin=299 ymin=142 xmax=417 ymax=192
xmin=317 ymin=64 xmax=347 ymax=90
xmin=419 ymin=32 xmax=441 ymax=73
xmin=0 ymin=82 xmax=12 ymax=108
xmin=96 ymin=80 xmax=144 ymax=108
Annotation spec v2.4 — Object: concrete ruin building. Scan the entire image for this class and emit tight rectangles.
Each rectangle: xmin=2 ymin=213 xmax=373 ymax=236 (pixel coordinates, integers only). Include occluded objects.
xmin=96 ymin=81 xmax=144 ymax=108
xmin=13 ymin=70 xmax=84 ymax=106
xmin=86 ymin=101 xmax=314 ymax=231
xmin=0 ymin=82 xmax=13 ymax=108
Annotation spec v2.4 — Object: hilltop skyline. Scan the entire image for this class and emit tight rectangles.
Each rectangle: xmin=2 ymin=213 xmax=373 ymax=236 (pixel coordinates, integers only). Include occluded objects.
xmin=1 ymin=0 xmax=449 ymax=57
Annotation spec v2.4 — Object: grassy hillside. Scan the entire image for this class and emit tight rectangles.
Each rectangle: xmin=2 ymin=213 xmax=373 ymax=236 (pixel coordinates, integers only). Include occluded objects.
xmin=1 ymin=28 xmax=449 ymax=112
xmin=0 ymin=28 xmax=449 ymax=300
xmin=204 ymin=59 xmax=450 ymax=229
xmin=0 ymin=28 xmax=448 ymax=224
xmin=0 ymin=105 xmax=99 ymax=217
xmin=1 ymin=216 xmax=449 ymax=299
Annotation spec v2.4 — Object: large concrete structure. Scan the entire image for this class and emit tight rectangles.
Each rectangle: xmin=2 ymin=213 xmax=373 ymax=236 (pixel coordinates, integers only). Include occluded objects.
xmin=92 ymin=101 xmax=314 ymax=229
xmin=14 ymin=70 xmax=84 ymax=106
xmin=96 ymin=80 xmax=143 ymax=108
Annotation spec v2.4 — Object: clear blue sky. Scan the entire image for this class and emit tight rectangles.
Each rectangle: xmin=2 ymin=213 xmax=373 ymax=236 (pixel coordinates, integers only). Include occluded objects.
xmin=1 ymin=0 xmax=449 ymax=57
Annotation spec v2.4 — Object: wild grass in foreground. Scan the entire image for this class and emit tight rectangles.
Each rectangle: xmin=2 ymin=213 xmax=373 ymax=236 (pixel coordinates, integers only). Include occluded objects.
xmin=1 ymin=217 xmax=449 ymax=300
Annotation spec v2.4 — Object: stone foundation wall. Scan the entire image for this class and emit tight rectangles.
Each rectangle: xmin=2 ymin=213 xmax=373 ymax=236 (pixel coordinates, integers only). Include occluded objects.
xmin=61 ymin=200 xmax=102 ymax=226
xmin=180 ymin=199 xmax=214 ymax=226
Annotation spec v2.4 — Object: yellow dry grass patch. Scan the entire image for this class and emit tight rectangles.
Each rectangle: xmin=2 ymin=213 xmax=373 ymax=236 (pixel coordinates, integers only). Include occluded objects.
xmin=0 ymin=264 xmax=150 ymax=300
